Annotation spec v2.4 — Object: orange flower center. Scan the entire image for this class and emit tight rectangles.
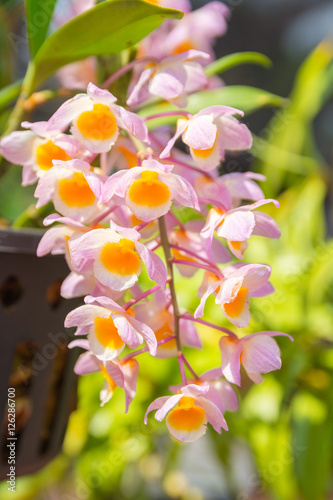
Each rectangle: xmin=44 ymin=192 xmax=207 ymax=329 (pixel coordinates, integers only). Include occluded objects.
xmin=167 ymin=397 xmax=205 ymax=431
xmin=118 ymin=146 xmax=138 ymax=169
xmin=99 ymin=239 xmax=141 ymax=276
xmin=100 ymin=365 xmax=117 ymax=391
xmin=36 ymin=140 xmax=71 ymax=171
xmin=127 ymin=171 xmax=171 ymax=207
xmin=224 ymin=286 xmax=248 ymax=318
xmin=58 ymin=172 xmax=96 ymax=207
xmin=154 ymin=321 xmax=176 ymax=351
xmin=94 ymin=316 xmax=124 ymax=349
xmin=76 ymin=104 xmax=118 ymax=140
xmin=172 ymin=40 xmax=195 ymax=56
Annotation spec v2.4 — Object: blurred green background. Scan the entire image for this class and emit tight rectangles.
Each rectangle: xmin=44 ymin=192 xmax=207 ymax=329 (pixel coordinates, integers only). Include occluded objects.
xmin=1 ymin=0 xmax=333 ymax=499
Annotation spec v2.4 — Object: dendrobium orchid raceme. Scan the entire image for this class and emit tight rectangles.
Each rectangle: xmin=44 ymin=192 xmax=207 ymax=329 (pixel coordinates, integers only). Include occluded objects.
xmin=195 ymin=263 xmax=274 ymax=328
xmin=160 ymin=105 xmax=253 ymax=171
xmin=219 ymin=332 xmax=293 ymax=386
xmin=44 ymin=83 xmax=148 ymax=153
xmin=68 ymin=222 xmax=167 ymax=291
xmin=1 ymin=0 xmax=292 ymax=445
xmin=100 ymin=159 xmax=200 ymax=222
xmin=145 ymin=384 xmax=228 ymax=442
xmin=127 ymin=50 xmax=210 ymax=108
xmin=65 ymin=295 xmax=157 ymax=358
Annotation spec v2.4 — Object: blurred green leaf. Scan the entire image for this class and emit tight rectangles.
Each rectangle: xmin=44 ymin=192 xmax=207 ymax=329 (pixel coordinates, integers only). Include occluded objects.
xmin=0 ymin=79 xmax=22 ymax=112
xmin=205 ymin=51 xmax=272 ymax=77
xmin=25 ymin=0 xmax=57 ymax=57
xmin=28 ymin=0 xmax=183 ymax=90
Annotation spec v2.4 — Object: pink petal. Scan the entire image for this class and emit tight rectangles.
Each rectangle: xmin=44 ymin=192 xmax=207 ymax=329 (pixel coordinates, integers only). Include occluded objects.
xmin=160 ymin=118 xmax=189 ymax=159
xmin=200 ymin=208 xmax=223 ymax=254
xmin=135 ymin=242 xmax=167 ymax=290
xmin=0 ymin=130 xmax=36 ymax=165
xmin=154 ymin=394 xmax=184 ymax=421
xmin=217 ymin=115 xmax=253 ymax=151
xmin=149 ymin=64 xmax=187 ymax=100
xmin=194 ymin=280 xmax=221 ymax=318
xmin=87 ymin=82 xmax=117 ymax=105
xmin=241 ymin=334 xmax=282 ymax=378
xmin=219 ymin=336 xmax=243 ymax=386
xmin=197 ymin=397 xmax=228 ymax=432
xmin=217 ymin=210 xmax=255 ymax=241
xmin=74 ymin=351 xmax=101 ymax=375
xmin=183 ymin=114 xmax=217 ymax=150
xmin=112 ymin=315 xmax=142 ymax=350
xmin=252 ymin=211 xmax=281 ymax=238
xmin=127 ymin=316 xmax=157 ymax=356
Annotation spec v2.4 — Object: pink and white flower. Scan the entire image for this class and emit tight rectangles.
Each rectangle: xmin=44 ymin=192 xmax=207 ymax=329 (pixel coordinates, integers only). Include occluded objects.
xmin=66 ymin=295 xmax=157 ymax=358
xmin=34 ymin=159 xmax=104 ymax=222
xmin=160 ymin=105 xmax=252 ymax=171
xmin=195 ymin=263 xmax=274 ymax=327
xmin=71 ymin=342 xmax=139 ymax=410
xmin=219 ymin=331 xmax=293 ymax=386
xmin=0 ymin=121 xmax=81 ymax=185
xmin=100 ymin=159 xmax=200 ymax=222
xmin=145 ymin=383 xmax=228 ymax=442
xmin=44 ymin=83 xmax=148 ymax=153
xmin=127 ymin=50 xmax=209 ymax=108
xmin=68 ymin=221 xmax=167 ymax=291
xmin=201 ymin=199 xmax=281 ymax=259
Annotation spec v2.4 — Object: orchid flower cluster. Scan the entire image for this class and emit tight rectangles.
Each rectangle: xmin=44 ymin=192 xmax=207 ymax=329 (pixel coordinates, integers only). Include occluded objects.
xmin=0 ymin=0 xmax=292 ymax=443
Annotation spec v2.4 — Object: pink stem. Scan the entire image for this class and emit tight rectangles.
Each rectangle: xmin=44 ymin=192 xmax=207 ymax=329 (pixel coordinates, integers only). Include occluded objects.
xmin=145 ymin=110 xmax=191 ymax=121
xmin=102 ymin=57 xmax=159 ymax=88
xmin=89 ymin=206 xmax=115 ymax=228
xmin=122 ymin=335 xmax=176 ymax=362
xmin=123 ymin=284 xmax=161 ymax=310
xmin=168 ymin=211 xmax=185 ymax=231
xmin=167 ymin=155 xmax=213 ymax=179
xmin=182 ymin=356 xmax=200 ymax=380
xmin=170 ymin=244 xmax=220 ymax=269
xmin=172 ymin=259 xmax=223 ymax=278
xmin=178 ymin=354 xmax=187 ymax=386
xmin=181 ymin=314 xmax=237 ymax=338
xmin=134 ymin=220 xmax=152 ymax=232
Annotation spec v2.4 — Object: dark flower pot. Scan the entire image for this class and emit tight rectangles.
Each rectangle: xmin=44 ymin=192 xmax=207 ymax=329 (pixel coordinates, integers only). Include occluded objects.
xmin=0 ymin=229 xmax=79 ymax=479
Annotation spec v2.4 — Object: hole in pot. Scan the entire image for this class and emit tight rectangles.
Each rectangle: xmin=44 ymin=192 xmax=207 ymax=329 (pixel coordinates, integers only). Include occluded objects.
xmin=46 ymin=279 xmax=63 ymax=310
xmin=0 ymin=275 xmax=24 ymax=309
xmin=1 ymin=342 xmax=35 ymax=463
xmin=39 ymin=339 xmax=68 ymax=455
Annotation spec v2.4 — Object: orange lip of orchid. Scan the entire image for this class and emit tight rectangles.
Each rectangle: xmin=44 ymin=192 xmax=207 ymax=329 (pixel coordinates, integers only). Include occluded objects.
xmin=127 ymin=171 xmax=171 ymax=208
xmin=76 ymin=104 xmax=118 ymax=141
xmin=58 ymin=172 xmax=96 ymax=207
xmin=99 ymin=239 xmax=141 ymax=276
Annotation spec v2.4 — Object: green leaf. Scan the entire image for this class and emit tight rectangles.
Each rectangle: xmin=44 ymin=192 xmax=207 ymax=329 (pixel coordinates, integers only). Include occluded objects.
xmin=25 ymin=0 xmax=58 ymax=57
xmin=140 ymin=86 xmax=287 ymax=129
xmin=205 ymin=51 xmax=272 ymax=77
xmin=28 ymin=0 xmax=183 ymax=90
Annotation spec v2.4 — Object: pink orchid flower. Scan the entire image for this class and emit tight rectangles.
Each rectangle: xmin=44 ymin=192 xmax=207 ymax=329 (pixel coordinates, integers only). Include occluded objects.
xmin=66 ymin=295 xmax=157 ymax=358
xmin=70 ymin=341 xmax=139 ymax=411
xmin=145 ymin=383 xmax=228 ymax=442
xmin=169 ymin=368 xmax=239 ymax=415
xmin=163 ymin=2 xmax=230 ymax=59
xmin=43 ymin=83 xmax=148 ymax=153
xmin=34 ymin=159 xmax=105 ymax=222
xmin=134 ymin=289 xmax=202 ymax=358
xmin=219 ymin=331 xmax=293 ymax=386
xmin=100 ymin=159 xmax=200 ymax=222
xmin=160 ymin=105 xmax=252 ymax=171
xmin=195 ymin=263 xmax=274 ymax=328
xmin=0 ymin=121 xmax=81 ymax=186
xmin=68 ymin=221 xmax=167 ymax=291
xmin=127 ymin=50 xmax=210 ymax=108
xmin=201 ymin=199 xmax=281 ymax=259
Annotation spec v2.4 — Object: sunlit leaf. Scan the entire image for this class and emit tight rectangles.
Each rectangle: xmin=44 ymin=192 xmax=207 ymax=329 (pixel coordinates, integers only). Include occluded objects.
xmin=25 ymin=0 xmax=58 ymax=57
xmin=28 ymin=0 xmax=183 ymax=90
